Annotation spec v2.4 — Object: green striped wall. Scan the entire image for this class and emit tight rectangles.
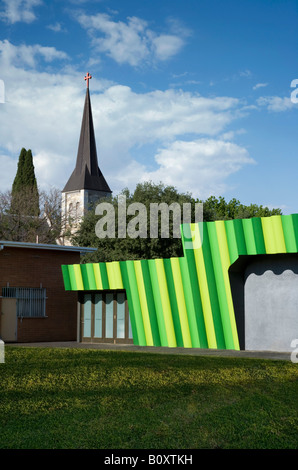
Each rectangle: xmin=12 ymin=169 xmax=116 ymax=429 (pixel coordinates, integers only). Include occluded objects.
xmin=62 ymin=214 xmax=298 ymax=350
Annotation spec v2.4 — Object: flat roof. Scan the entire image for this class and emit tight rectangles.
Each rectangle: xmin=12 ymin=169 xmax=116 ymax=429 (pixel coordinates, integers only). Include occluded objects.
xmin=0 ymin=240 xmax=97 ymax=254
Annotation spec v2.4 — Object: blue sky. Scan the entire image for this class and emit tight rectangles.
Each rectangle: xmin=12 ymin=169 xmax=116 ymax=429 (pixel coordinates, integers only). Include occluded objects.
xmin=0 ymin=0 xmax=297 ymax=213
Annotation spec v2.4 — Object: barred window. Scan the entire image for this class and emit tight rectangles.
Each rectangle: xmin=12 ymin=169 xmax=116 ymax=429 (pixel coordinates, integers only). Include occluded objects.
xmin=2 ymin=287 xmax=47 ymax=318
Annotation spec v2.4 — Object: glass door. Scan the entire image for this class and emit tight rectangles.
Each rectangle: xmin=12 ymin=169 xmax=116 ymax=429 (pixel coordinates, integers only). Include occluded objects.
xmin=80 ymin=291 xmax=133 ymax=344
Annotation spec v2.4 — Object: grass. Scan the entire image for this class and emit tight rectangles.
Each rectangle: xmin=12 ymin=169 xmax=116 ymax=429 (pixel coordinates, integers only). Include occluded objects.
xmin=0 ymin=346 xmax=297 ymax=449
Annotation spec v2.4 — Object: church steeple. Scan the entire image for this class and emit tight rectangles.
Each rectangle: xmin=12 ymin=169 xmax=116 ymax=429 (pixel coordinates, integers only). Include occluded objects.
xmin=61 ymin=73 xmax=112 ymax=245
xmin=63 ymin=73 xmax=111 ymax=194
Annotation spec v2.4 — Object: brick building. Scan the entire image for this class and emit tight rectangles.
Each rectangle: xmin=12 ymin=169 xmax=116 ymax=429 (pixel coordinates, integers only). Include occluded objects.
xmin=0 ymin=241 xmax=95 ymax=343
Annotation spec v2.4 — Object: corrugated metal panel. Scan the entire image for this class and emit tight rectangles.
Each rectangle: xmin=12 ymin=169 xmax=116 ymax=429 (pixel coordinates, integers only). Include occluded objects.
xmin=61 ymin=213 xmax=298 ymax=350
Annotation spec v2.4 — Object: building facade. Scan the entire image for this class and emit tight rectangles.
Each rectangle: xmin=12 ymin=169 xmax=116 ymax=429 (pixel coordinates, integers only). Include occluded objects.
xmin=62 ymin=214 xmax=298 ymax=352
xmin=0 ymin=241 xmax=95 ymax=343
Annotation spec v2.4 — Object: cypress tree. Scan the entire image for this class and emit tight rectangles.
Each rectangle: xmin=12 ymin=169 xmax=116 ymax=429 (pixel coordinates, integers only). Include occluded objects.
xmin=12 ymin=147 xmax=27 ymax=193
xmin=23 ymin=149 xmax=39 ymax=216
xmin=11 ymin=147 xmax=40 ymax=216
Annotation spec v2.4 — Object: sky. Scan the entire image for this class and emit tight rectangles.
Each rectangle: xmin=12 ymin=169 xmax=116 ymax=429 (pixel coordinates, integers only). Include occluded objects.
xmin=0 ymin=0 xmax=297 ymax=214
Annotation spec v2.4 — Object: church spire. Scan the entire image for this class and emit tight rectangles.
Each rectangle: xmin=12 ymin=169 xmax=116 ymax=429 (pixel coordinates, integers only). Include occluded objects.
xmin=63 ymin=73 xmax=112 ymax=194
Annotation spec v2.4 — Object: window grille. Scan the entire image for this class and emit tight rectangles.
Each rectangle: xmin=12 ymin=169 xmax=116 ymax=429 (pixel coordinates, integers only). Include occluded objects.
xmin=2 ymin=287 xmax=46 ymax=318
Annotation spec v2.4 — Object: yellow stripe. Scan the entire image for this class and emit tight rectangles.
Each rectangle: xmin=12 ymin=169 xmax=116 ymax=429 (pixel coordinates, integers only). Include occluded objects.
xmin=134 ymin=261 xmax=154 ymax=346
xmin=92 ymin=264 xmax=103 ymax=290
xmin=113 ymin=261 xmax=123 ymax=288
xmin=170 ymin=257 xmax=192 ymax=347
xmin=106 ymin=262 xmax=123 ymax=289
xmin=261 ymin=215 xmax=286 ymax=254
xmin=73 ymin=264 xmax=84 ymax=290
xmin=155 ymin=259 xmax=177 ymax=347
xmin=215 ymin=221 xmax=240 ymax=350
xmin=192 ymin=224 xmax=217 ymax=349
xmin=261 ymin=217 xmax=275 ymax=253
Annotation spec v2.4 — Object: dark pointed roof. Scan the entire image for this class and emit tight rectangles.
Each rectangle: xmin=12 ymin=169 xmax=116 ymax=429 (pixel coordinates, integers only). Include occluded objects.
xmin=63 ymin=87 xmax=112 ymax=194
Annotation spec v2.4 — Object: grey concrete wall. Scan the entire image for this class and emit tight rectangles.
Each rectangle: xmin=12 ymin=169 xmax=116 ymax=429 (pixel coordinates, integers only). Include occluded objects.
xmin=245 ymin=255 xmax=298 ymax=352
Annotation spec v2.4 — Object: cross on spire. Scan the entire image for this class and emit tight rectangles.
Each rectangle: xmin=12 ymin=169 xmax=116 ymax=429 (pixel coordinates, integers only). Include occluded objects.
xmin=84 ymin=72 xmax=92 ymax=88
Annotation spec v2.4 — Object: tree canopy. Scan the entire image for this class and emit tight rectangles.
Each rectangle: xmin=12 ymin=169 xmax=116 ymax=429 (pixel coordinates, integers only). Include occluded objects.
xmin=0 ymin=187 xmax=70 ymax=244
xmin=72 ymin=181 xmax=282 ymax=263
xmin=0 ymin=148 xmax=71 ymax=243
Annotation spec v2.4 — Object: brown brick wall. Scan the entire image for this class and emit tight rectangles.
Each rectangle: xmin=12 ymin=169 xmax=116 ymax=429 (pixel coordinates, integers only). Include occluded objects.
xmin=0 ymin=247 xmax=80 ymax=342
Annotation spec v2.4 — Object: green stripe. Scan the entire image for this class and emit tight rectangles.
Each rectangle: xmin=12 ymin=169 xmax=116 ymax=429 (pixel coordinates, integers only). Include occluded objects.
xmin=155 ymin=259 xmax=177 ymax=347
xmin=67 ymin=265 xmax=77 ymax=290
xmin=148 ymin=259 xmax=168 ymax=346
xmin=87 ymin=264 xmax=97 ymax=290
xmin=134 ymin=260 xmax=153 ymax=346
xmin=61 ymin=265 xmax=71 ymax=291
xmin=192 ymin=224 xmax=217 ymax=349
xmin=92 ymin=264 xmax=103 ymax=289
xmin=233 ymin=218 xmax=247 ymax=255
xmin=215 ymin=221 xmax=239 ymax=350
xmin=183 ymin=242 xmax=208 ymax=348
xmin=251 ymin=217 xmax=266 ymax=254
xmin=163 ymin=258 xmax=183 ymax=347
xmin=140 ymin=260 xmax=161 ymax=346
xmin=99 ymin=263 xmax=109 ymax=289
xmin=80 ymin=264 xmax=90 ymax=290
xmin=119 ymin=261 xmax=139 ymax=345
xmin=242 ymin=218 xmax=257 ymax=254
xmin=204 ymin=223 xmax=226 ymax=349
xmin=282 ymin=215 xmax=298 ymax=252
xmin=125 ymin=261 xmax=146 ymax=346
xmin=207 ymin=222 xmax=230 ymax=349
xmin=290 ymin=214 xmax=298 ymax=249
xmin=178 ymin=257 xmax=201 ymax=348
xmin=170 ymin=257 xmax=192 ymax=348
xmin=224 ymin=220 xmax=240 ymax=264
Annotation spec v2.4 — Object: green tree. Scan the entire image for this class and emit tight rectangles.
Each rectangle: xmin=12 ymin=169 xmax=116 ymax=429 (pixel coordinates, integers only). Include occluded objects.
xmin=12 ymin=147 xmax=27 ymax=194
xmin=73 ymin=182 xmax=283 ymax=263
xmin=11 ymin=148 xmax=39 ymax=216
xmin=201 ymin=195 xmax=282 ymax=221
xmin=0 ymin=187 xmax=70 ymax=244
xmin=72 ymin=181 xmax=198 ymax=262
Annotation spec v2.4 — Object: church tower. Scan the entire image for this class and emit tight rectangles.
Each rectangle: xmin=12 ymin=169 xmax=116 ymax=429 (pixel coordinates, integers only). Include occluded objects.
xmin=61 ymin=73 xmax=112 ymax=244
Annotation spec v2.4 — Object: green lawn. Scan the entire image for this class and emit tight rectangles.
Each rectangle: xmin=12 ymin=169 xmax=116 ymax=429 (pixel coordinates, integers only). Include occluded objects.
xmin=0 ymin=346 xmax=297 ymax=449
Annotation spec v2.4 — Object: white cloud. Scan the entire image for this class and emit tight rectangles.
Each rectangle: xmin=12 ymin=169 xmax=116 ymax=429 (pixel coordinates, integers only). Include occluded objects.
xmin=47 ymin=22 xmax=67 ymax=33
xmin=150 ymin=34 xmax=184 ymax=61
xmin=0 ymin=0 xmax=42 ymax=24
xmin=0 ymin=40 xmax=252 ymax=200
xmin=76 ymin=12 xmax=186 ymax=67
xmin=239 ymin=70 xmax=252 ymax=78
xmin=94 ymin=85 xmax=240 ymax=148
xmin=0 ymin=40 xmax=68 ymax=69
xmin=253 ymin=83 xmax=268 ymax=90
xmin=136 ymin=139 xmax=255 ymax=199
xmin=257 ymin=95 xmax=294 ymax=112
